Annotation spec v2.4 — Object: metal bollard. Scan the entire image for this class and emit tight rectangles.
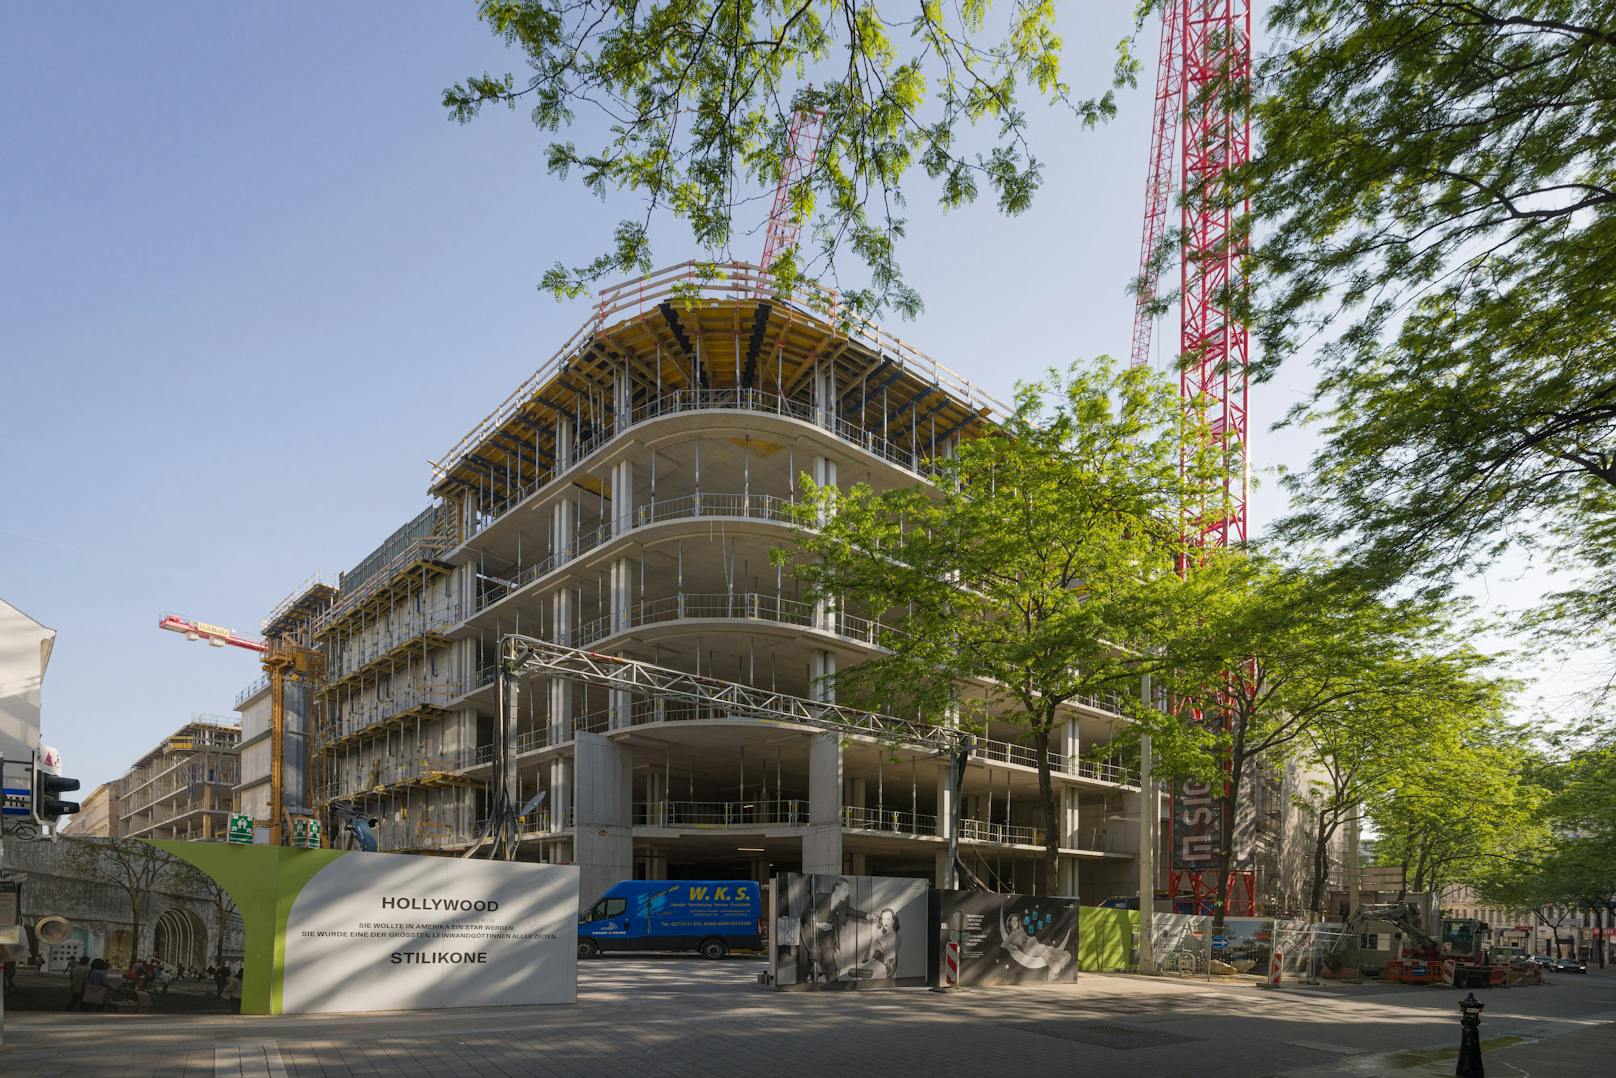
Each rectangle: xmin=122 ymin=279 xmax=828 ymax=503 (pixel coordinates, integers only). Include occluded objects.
xmin=1456 ymin=992 xmax=1485 ymax=1077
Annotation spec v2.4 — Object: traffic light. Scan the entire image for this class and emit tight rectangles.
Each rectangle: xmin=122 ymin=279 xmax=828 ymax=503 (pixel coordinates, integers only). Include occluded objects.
xmin=35 ymin=770 xmax=80 ymax=826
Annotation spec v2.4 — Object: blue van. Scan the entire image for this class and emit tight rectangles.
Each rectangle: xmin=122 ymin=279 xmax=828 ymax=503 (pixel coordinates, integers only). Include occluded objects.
xmin=578 ymin=880 xmax=763 ymax=959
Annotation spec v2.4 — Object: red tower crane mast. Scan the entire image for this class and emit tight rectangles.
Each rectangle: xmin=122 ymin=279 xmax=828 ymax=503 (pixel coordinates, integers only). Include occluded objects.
xmin=1136 ymin=0 xmax=1256 ymax=917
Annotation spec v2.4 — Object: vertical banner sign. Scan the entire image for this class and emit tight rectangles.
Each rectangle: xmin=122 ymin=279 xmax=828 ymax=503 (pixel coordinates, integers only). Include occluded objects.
xmin=1172 ymin=775 xmax=1221 ymax=871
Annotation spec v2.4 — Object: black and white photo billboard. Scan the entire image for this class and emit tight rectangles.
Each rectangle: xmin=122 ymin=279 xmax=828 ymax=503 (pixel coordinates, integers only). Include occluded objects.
xmin=770 ymin=873 xmax=928 ymax=990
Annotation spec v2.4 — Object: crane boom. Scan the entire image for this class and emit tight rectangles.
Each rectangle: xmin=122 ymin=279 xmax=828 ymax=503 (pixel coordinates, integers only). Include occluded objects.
xmin=758 ymin=104 xmax=827 ymax=281
xmin=158 ymin=613 xmax=267 ymax=653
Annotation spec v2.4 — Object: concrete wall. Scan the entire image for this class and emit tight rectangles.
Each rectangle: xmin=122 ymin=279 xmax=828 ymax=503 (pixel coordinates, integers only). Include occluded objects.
xmin=573 ymin=731 xmax=631 ymax=908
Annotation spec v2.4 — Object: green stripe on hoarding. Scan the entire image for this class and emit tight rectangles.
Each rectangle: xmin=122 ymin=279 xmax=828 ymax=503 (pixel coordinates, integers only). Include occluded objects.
xmin=151 ymin=841 xmax=346 ymax=1015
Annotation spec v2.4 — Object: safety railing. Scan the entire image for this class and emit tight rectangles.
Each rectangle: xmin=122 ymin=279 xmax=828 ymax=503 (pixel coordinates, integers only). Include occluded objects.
xmin=433 ymin=260 xmax=1008 ymax=491
xmin=328 ymin=685 xmax=455 ymax=742
xmin=633 ymin=800 xmax=810 ymax=828
xmin=573 ymin=591 xmax=882 ymax=650
xmin=326 ymin=607 xmax=459 ymax=683
xmin=841 ymin=805 xmax=938 ymax=836
xmin=234 ymin=674 xmax=270 ymax=708
xmin=471 ymin=493 xmax=798 ymax=615
xmin=462 ymin=386 xmax=955 ymax=540
xmin=958 ymin=819 xmax=1045 ymax=847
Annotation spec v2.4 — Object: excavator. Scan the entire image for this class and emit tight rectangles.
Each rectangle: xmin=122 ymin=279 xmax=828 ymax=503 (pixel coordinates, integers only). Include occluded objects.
xmin=1325 ymin=903 xmax=1518 ymax=988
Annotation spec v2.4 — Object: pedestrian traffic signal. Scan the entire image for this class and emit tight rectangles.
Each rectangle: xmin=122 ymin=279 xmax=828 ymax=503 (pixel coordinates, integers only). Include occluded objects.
xmin=36 ymin=770 xmax=80 ymax=825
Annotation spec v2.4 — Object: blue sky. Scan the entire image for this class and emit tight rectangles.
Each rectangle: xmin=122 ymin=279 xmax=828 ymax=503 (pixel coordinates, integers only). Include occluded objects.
xmin=0 ymin=3 xmax=1566 ymax=792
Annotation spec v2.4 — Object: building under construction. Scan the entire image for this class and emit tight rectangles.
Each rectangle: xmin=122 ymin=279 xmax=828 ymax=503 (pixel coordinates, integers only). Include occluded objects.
xmin=105 ymin=715 xmax=240 ymax=842
xmin=236 ymin=263 xmax=1152 ymax=906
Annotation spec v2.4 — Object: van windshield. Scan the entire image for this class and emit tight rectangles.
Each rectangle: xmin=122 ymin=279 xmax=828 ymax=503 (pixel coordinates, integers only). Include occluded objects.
xmin=586 ymin=897 xmax=627 ymax=922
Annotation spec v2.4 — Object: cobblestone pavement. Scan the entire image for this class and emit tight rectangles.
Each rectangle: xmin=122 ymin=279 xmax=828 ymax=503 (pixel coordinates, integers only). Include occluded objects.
xmin=3 ymin=958 xmax=1614 ymax=1077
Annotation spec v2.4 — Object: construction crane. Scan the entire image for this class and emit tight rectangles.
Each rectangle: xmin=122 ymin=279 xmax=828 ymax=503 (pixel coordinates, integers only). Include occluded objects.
xmin=158 ymin=613 xmax=266 ymax=653
xmin=1133 ymin=0 xmax=1256 ymax=917
xmin=757 ymin=101 xmax=826 ymax=286
xmin=157 ymin=612 xmax=316 ymax=847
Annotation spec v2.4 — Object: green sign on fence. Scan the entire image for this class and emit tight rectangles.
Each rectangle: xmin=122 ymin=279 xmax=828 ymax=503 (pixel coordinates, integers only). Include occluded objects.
xmin=228 ymin=812 xmax=254 ymax=845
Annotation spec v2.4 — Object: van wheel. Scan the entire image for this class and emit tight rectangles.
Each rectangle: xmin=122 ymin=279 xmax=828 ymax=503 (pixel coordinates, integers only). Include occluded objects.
xmin=699 ymin=938 xmax=728 ymax=960
xmin=578 ymin=939 xmax=600 ymax=959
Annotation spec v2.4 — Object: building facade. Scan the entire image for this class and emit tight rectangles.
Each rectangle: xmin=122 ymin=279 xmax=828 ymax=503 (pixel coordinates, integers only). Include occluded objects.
xmin=113 ymin=717 xmax=240 ymax=841
xmin=64 ymin=782 xmax=117 ymax=838
xmin=236 ymin=265 xmax=1154 ymax=908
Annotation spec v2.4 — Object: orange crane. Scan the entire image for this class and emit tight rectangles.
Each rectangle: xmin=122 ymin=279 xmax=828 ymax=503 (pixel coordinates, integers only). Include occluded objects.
xmin=157 ymin=612 xmax=316 ymax=846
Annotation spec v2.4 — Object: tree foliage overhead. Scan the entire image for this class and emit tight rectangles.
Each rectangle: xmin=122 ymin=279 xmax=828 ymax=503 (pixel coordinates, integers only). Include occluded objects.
xmin=1253 ymin=2 xmax=1616 ymax=629
xmin=446 ymin=0 xmax=1139 ymax=316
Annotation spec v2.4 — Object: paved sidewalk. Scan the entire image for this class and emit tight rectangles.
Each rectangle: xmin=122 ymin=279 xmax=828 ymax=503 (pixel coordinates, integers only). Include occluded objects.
xmin=3 ymin=959 xmax=1613 ymax=1077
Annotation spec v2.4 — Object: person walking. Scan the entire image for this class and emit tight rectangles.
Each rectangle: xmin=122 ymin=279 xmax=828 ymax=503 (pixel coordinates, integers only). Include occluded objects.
xmin=67 ymin=955 xmax=89 ymax=1010
xmin=214 ymin=963 xmax=230 ymax=999
xmin=82 ymin=959 xmax=111 ymax=1012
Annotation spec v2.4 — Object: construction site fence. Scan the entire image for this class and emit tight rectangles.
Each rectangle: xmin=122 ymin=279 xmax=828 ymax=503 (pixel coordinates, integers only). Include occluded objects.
xmin=1076 ymin=911 xmax=1350 ymax=977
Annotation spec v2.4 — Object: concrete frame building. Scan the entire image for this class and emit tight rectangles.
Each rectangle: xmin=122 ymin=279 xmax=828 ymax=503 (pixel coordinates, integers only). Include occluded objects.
xmin=113 ymin=716 xmax=240 ymax=841
xmin=241 ymin=265 xmax=1149 ymax=906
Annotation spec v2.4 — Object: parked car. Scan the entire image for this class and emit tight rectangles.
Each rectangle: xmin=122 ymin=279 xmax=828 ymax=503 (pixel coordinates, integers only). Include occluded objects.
xmin=1551 ymin=958 xmax=1587 ymax=974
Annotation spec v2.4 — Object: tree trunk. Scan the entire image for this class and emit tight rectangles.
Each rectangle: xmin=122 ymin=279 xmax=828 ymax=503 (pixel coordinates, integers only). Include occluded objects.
xmin=1213 ymin=726 xmax=1248 ymax=930
xmin=1308 ymin=814 xmax=1333 ymax=916
xmin=1597 ymin=907 xmax=1607 ymax=969
xmin=1035 ymin=725 xmax=1059 ymax=898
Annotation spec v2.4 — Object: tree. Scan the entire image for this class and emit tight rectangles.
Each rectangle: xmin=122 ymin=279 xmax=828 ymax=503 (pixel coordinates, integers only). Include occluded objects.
xmin=62 ymin=838 xmax=181 ymax=966
xmin=444 ymin=1 xmax=1141 ymax=316
xmin=1252 ymin=1 xmax=1616 ymax=649
xmin=1155 ymin=561 xmax=1469 ymax=927
xmin=780 ymin=358 xmax=1215 ymax=895
xmin=1291 ymin=660 xmax=1503 ymax=916
xmin=1370 ymin=721 xmax=1546 ymax=900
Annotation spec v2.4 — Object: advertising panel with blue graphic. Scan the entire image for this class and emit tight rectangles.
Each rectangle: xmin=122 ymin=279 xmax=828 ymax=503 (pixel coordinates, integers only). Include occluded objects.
xmin=939 ymin=891 xmax=1079 ymax=986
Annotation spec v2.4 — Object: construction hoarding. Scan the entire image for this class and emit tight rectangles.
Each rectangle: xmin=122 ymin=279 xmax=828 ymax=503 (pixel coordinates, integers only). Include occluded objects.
xmin=770 ymin=873 xmax=928 ymax=990
xmin=158 ymin=842 xmax=578 ymax=1013
xmin=937 ymin=891 xmax=1079 ymax=986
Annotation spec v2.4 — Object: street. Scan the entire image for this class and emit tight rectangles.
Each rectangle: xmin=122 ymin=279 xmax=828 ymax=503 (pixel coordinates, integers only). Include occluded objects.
xmin=4 ymin=959 xmax=1614 ymax=1077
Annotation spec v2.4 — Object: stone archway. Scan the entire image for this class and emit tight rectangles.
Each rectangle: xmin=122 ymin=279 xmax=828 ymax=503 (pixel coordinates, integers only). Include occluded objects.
xmin=153 ymin=906 xmax=207 ymax=970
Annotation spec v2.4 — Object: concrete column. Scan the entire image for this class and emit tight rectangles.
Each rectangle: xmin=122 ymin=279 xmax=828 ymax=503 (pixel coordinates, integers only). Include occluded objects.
xmin=553 ymin=584 xmax=575 ymax=646
xmin=552 ymin=497 xmax=577 ymax=563
xmin=849 ymin=852 xmax=867 ymax=875
xmin=1059 ymin=855 xmax=1080 ymax=899
xmin=934 ymin=762 xmax=954 ymax=840
xmin=804 ymin=733 xmax=843 ymax=874
xmin=1061 ymin=786 xmax=1081 ymax=850
xmin=548 ymin=677 xmax=572 ymax=744
xmin=549 ymin=754 xmax=573 ymax=834
xmin=613 ymin=368 xmax=633 ymax=435
xmin=812 ymin=363 xmax=837 ymax=429
xmin=611 ymin=458 xmax=635 ymax=535
xmin=610 ymin=557 xmax=632 ymax=634
xmin=810 ymin=648 xmax=836 ymax=705
xmin=556 ymin=416 xmax=576 ymax=471
xmin=574 ymin=732 xmax=632 ymax=909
